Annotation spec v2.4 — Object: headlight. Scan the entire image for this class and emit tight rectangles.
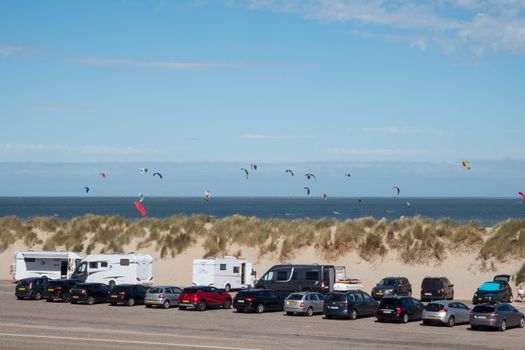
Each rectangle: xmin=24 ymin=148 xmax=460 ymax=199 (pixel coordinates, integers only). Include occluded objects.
xmin=384 ymin=289 xmax=394 ymax=295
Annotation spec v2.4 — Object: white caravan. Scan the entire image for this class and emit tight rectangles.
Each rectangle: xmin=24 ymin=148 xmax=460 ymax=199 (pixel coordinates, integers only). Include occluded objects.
xmin=192 ymin=256 xmax=256 ymax=292
xmin=71 ymin=253 xmax=153 ymax=288
xmin=10 ymin=251 xmax=83 ymax=281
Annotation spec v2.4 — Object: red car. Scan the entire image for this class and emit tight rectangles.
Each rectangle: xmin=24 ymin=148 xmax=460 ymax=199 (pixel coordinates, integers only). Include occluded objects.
xmin=177 ymin=286 xmax=232 ymax=311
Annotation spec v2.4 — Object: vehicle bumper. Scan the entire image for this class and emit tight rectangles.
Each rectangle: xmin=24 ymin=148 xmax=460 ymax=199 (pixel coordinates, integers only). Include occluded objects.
xmin=284 ymin=305 xmax=307 ymax=313
xmin=178 ymin=300 xmax=198 ymax=308
xmin=233 ymin=302 xmax=254 ymax=311
xmin=144 ymin=298 xmax=166 ymax=306
xmin=375 ymin=312 xmax=402 ymax=322
xmin=70 ymin=294 xmax=89 ymax=302
xmin=422 ymin=312 xmax=447 ymax=324
xmin=470 ymin=317 xmax=500 ymax=328
xmin=323 ymin=307 xmax=349 ymax=317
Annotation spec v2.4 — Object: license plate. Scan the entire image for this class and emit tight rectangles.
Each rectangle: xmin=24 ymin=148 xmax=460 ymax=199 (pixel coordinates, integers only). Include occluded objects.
xmin=146 ymin=299 xmax=154 ymax=303
xmin=72 ymin=296 xmax=79 ymax=299
xmin=329 ymin=306 xmax=339 ymax=309
xmin=381 ymin=309 xmax=393 ymax=314
xmin=424 ymin=293 xmax=432 ymax=296
xmin=426 ymin=315 xmax=436 ymax=319
xmin=289 ymin=301 xmax=297 ymax=305
xmin=182 ymin=299 xmax=189 ymax=303
xmin=376 ymin=292 xmax=384 ymax=295
xmin=237 ymin=300 xmax=244 ymax=303
xmin=18 ymin=287 xmax=26 ymax=291
xmin=48 ymin=288 xmax=55 ymax=292
xmin=475 ymin=316 xmax=487 ymax=319
xmin=111 ymin=295 xmax=118 ymax=298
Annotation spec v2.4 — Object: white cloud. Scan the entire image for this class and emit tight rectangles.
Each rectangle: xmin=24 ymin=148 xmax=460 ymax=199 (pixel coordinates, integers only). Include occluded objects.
xmin=72 ymin=58 xmax=244 ymax=70
xmin=0 ymin=143 xmax=174 ymax=156
xmin=0 ymin=45 xmax=24 ymax=57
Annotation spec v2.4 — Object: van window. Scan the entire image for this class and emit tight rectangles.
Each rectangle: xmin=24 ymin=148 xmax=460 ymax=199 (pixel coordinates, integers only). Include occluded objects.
xmin=276 ymin=270 xmax=289 ymax=281
xmin=24 ymin=258 xmax=36 ymax=262
xmin=220 ymin=264 xmax=226 ymax=271
xmin=262 ymin=272 xmax=273 ymax=281
xmin=89 ymin=262 xmax=98 ymax=269
xmin=101 ymin=261 xmax=108 ymax=268
xmin=120 ymin=259 xmax=130 ymax=266
xmin=77 ymin=262 xmax=87 ymax=273
xmin=233 ymin=266 xmax=239 ymax=273
xmin=305 ymin=271 xmax=319 ymax=281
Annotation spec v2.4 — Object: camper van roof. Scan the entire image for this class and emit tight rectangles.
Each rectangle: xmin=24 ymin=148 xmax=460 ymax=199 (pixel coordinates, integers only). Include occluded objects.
xmin=83 ymin=253 xmax=152 ymax=261
xmin=270 ymin=264 xmax=334 ymax=268
xmin=19 ymin=251 xmax=80 ymax=259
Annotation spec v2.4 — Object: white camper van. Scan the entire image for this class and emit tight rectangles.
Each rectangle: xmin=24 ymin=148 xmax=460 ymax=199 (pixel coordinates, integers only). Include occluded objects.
xmin=10 ymin=251 xmax=83 ymax=281
xmin=71 ymin=253 xmax=153 ymax=288
xmin=192 ymin=256 xmax=255 ymax=292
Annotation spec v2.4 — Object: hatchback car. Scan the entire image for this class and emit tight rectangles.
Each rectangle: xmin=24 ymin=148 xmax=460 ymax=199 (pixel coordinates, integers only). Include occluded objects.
xmin=374 ymin=296 xmax=424 ymax=323
xmin=178 ymin=286 xmax=232 ymax=311
xmin=70 ymin=283 xmax=110 ymax=305
xmin=470 ymin=303 xmax=525 ymax=331
xmin=371 ymin=277 xmax=412 ymax=300
xmin=109 ymin=284 xmax=148 ymax=306
xmin=472 ymin=280 xmax=513 ymax=305
xmin=43 ymin=279 xmax=81 ymax=302
xmin=323 ymin=290 xmax=378 ymax=320
xmin=233 ymin=289 xmax=284 ymax=313
xmin=145 ymin=286 xmax=182 ymax=309
xmin=422 ymin=300 xmax=470 ymax=327
xmin=15 ymin=277 xmax=48 ymax=300
xmin=284 ymin=292 xmax=324 ymax=316
xmin=420 ymin=277 xmax=454 ymax=302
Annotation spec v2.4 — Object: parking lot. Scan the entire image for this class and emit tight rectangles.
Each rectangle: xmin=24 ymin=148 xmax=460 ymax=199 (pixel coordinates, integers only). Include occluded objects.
xmin=0 ymin=281 xmax=524 ymax=350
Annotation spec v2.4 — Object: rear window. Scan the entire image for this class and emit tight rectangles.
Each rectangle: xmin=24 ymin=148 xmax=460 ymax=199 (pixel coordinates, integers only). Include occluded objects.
xmin=422 ymin=279 xmax=442 ymax=289
xmin=288 ymin=294 xmax=304 ymax=301
xmin=379 ymin=298 xmax=401 ymax=308
xmin=479 ymin=282 xmax=500 ymax=291
xmin=112 ymin=285 xmax=128 ymax=292
xmin=148 ymin=287 xmax=163 ymax=294
xmin=237 ymin=291 xmax=261 ymax=298
xmin=48 ymin=280 xmax=64 ymax=287
xmin=425 ymin=303 xmax=445 ymax=312
xmin=182 ymin=287 xmax=203 ymax=293
xmin=18 ymin=280 xmax=30 ymax=286
xmin=325 ymin=293 xmax=347 ymax=302
xmin=473 ymin=305 xmax=495 ymax=313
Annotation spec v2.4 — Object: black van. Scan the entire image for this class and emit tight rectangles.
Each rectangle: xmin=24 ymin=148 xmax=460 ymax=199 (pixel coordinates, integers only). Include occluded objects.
xmin=420 ymin=277 xmax=454 ymax=301
xmin=254 ymin=264 xmax=335 ymax=295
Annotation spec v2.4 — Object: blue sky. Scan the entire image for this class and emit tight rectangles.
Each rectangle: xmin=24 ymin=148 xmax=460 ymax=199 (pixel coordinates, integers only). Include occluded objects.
xmin=1 ymin=1 xmax=524 ymax=196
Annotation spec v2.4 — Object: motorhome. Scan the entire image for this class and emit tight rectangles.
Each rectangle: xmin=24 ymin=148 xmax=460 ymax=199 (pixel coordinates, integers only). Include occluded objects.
xmin=71 ymin=253 xmax=153 ymax=288
xmin=10 ymin=251 xmax=83 ymax=281
xmin=192 ymin=256 xmax=256 ymax=292
xmin=255 ymin=264 xmax=336 ymax=295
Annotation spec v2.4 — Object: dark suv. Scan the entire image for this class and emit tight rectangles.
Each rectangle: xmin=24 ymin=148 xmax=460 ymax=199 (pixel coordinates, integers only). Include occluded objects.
xmin=109 ymin=284 xmax=148 ymax=306
xmin=472 ymin=275 xmax=513 ymax=305
xmin=323 ymin=290 xmax=378 ymax=320
xmin=371 ymin=277 xmax=412 ymax=300
xmin=233 ymin=289 xmax=284 ymax=313
xmin=43 ymin=279 xmax=81 ymax=302
xmin=374 ymin=296 xmax=424 ymax=323
xmin=70 ymin=283 xmax=110 ymax=305
xmin=420 ymin=277 xmax=454 ymax=302
xmin=15 ymin=277 xmax=48 ymax=300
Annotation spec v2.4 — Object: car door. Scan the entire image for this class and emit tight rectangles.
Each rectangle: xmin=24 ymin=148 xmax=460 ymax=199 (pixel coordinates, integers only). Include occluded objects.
xmin=98 ymin=284 xmax=109 ymax=302
xmin=316 ymin=293 xmax=325 ymax=313
xmin=407 ymin=298 xmax=423 ymax=320
xmin=508 ymin=305 xmax=521 ymax=326
xmin=352 ymin=292 xmax=366 ymax=316
xmin=311 ymin=293 xmax=322 ymax=313
xmin=453 ymin=302 xmax=468 ymax=323
xmin=361 ymin=292 xmax=375 ymax=316
xmin=171 ymin=287 xmax=182 ymax=304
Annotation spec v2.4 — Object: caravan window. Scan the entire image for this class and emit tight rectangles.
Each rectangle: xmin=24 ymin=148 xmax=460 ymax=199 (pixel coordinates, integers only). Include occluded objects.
xmin=305 ymin=271 xmax=319 ymax=281
xmin=276 ymin=270 xmax=290 ymax=281
xmin=120 ymin=259 xmax=130 ymax=266
xmin=24 ymin=258 xmax=36 ymax=263
xmin=233 ymin=266 xmax=240 ymax=273
xmin=89 ymin=262 xmax=98 ymax=269
xmin=101 ymin=261 xmax=108 ymax=268
xmin=220 ymin=264 xmax=226 ymax=271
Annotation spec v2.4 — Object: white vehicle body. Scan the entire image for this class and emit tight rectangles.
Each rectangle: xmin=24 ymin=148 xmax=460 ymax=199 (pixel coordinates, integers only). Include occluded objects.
xmin=335 ymin=266 xmax=347 ymax=281
xmin=72 ymin=253 xmax=153 ymax=287
xmin=11 ymin=251 xmax=83 ymax=281
xmin=192 ymin=256 xmax=255 ymax=291
xmin=333 ymin=277 xmax=365 ymax=292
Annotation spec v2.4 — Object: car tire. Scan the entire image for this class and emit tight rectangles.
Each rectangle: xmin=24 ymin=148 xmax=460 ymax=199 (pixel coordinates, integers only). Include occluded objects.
xmin=197 ymin=301 xmax=207 ymax=312
xmin=224 ymin=284 xmax=231 ymax=292
xmin=256 ymin=303 xmax=265 ymax=313
xmin=87 ymin=296 xmax=95 ymax=305
xmin=179 ymin=306 xmax=187 ymax=310
xmin=62 ymin=293 xmax=71 ymax=302
xmin=519 ymin=317 xmax=524 ymax=328
xmin=163 ymin=300 xmax=170 ymax=309
xmin=447 ymin=316 xmax=455 ymax=328
xmin=422 ymin=320 xmax=430 ymax=326
xmin=499 ymin=319 xmax=506 ymax=332
xmin=306 ymin=307 xmax=314 ymax=317
xmin=286 ymin=311 xmax=293 ymax=316
xmin=402 ymin=313 xmax=409 ymax=323
xmin=127 ymin=297 xmax=135 ymax=307
xmin=34 ymin=292 xmax=42 ymax=300
xmin=223 ymin=299 xmax=232 ymax=309
xmin=349 ymin=309 xmax=357 ymax=320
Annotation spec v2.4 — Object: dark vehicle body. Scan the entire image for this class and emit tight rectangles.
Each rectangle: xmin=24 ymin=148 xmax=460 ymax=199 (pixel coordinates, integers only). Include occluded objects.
xmin=254 ymin=264 xmax=335 ymax=296
xmin=15 ymin=277 xmax=48 ymax=300
xmin=70 ymin=283 xmax=110 ymax=305
xmin=177 ymin=286 xmax=232 ymax=311
xmin=233 ymin=289 xmax=285 ymax=313
xmin=472 ymin=275 xmax=513 ymax=305
xmin=374 ymin=296 xmax=424 ymax=323
xmin=470 ymin=303 xmax=525 ymax=331
xmin=43 ymin=279 xmax=81 ymax=302
xmin=323 ymin=290 xmax=378 ymax=320
xmin=371 ymin=277 xmax=412 ymax=300
xmin=110 ymin=284 xmax=148 ymax=306
xmin=420 ymin=277 xmax=454 ymax=302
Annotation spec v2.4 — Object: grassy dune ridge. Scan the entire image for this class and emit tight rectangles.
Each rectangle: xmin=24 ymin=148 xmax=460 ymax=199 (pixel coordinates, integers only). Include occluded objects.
xmin=1 ymin=214 xmax=524 ymax=281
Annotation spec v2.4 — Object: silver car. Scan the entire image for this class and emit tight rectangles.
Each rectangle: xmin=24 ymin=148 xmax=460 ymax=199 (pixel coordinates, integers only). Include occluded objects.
xmin=284 ymin=292 xmax=325 ymax=316
xmin=422 ymin=300 xmax=470 ymax=327
xmin=144 ymin=286 xmax=182 ymax=309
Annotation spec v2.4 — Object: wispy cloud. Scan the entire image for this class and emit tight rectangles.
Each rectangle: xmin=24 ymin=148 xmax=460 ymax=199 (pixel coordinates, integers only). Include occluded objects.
xmin=0 ymin=45 xmax=25 ymax=57
xmin=233 ymin=1 xmax=525 ymax=55
xmin=241 ymin=133 xmax=313 ymax=140
xmin=72 ymin=58 xmax=245 ymax=70
xmin=362 ymin=127 xmax=443 ymax=135
xmin=0 ymin=143 xmax=175 ymax=156
xmin=327 ymin=147 xmax=427 ymax=157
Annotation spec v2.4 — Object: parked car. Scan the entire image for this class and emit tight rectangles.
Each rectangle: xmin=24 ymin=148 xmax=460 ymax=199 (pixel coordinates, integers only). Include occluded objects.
xmin=284 ymin=292 xmax=324 ymax=316
xmin=43 ymin=279 xmax=81 ymax=302
xmin=145 ymin=286 xmax=183 ymax=309
xmin=109 ymin=284 xmax=148 ymax=306
xmin=177 ymin=286 xmax=232 ymax=311
xmin=422 ymin=300 xmax=470 ymax=327
xmin=420 ymin=277 xmax=454 ymax=302
xmin=70 ymin=283 xmax=110 ymax=305
xmin=15 ymin=277 xmax=48 ymax=300
xmin=470 ymin=303 xmax=525 ymax=331
xmin=472 ymin=277 xmax=513 ymax=305
xmin=323 ymin=290 xmax=378 ymax=320
xmin=374 ymin=296 xmax=424 ymax=323
xmin=255 ymin=264 xmax=336 ymax=295
xmin=371 ymin=277 xmax=412 ymax=300
xmin=233 ymin=289 xmax=284 ymax=313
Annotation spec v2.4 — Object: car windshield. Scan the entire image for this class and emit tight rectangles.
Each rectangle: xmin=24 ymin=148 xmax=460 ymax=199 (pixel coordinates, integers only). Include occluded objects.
xmin=147 ymin=288 xmax=163 ymax=294
xmin=422 ymin=279 xmax=442 ymax=289
xmin=425 ymin=303 xmax=445 ymax=312
xmin=325 ymin=293 xmax=347 ymax=302
xmin=379 ymin=279 xmax=399 ymax=286
xmin=473 ymin=305 xmax=495 ymax=313
xmin=479 ymin=282 xmax=500 ymax=291
xmin=287 ymin=294 xmax=304 ymax=301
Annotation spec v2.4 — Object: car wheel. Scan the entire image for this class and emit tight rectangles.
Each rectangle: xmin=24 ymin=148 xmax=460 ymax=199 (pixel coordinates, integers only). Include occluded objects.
xmin=306 ymin=307 xmax=314 ymax=317
xmin=108 ymin=280 xmax=116 ymax=289
xmin=163 ymin=300 xmax=170 ymax=309
xmin=224 ymin=284 xmax=231 ymax=292
xmin=127 ymin=297 xmax=135 ymax=307
xmin=223 ymin=299 xmax=232 ymax=309
xmin=62 ymin=293 xmax=71 ymax=302
xmin=349 ymin=309 xmax=357 ymax=320
xmin=422 ymin=320 xmax=430 ymax=326
xmin=286 ymin=311 xmax=293 ymax=316
xmin=179 ymin=306 xmax=187 ymax=310
xmin=256 ymin=303 xmax=265 ymax=313
xmin=519 ymin=317 xmax=524 ymax=328
xmin=197 ymin=301 xmax=207 ymax=312
xmin=87 ymin=296 xmax=95 ymax=305
xmin=402 ymin=313 xmax=409 ymax=323
xmin=447 ymin=316 xmax=455 ymax=328
xmin=34 ymin=292 xmax=42 ymax=300
xmin=499 ymin=319 xmax=506 ymax=332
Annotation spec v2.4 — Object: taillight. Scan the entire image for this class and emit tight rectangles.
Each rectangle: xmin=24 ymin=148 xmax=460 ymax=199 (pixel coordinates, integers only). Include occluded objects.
xmin=245 ymin=297 xmax=255 ymax=302
xmin=321 ymin=281 xmax=325 ymax=289
xmin=119 ymin=291 xmax=127 ymax=295
xmin=487 ymin=313 xmax=498 ymax=318
xmin=29 ymin=282 xmax=33 ymax=289
xmin=439 ymin=288 xmax=444 ymax=294
xmin=159 ymin=293 xmax=164 ymax=298
xmin=441 ymin=307 xmax=448 ymax=312
xmin=396 ymin=307 xmax=404 ymax=315
xmin=55 ymin=286 xmax=62 ymax=290
xmin=81 ymin=289 xmax=87 ymax=294
xmin=340 ymin=302 xmax=348 ymax=307
xmin=299 ymin=301 xmax=305 ymax=307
